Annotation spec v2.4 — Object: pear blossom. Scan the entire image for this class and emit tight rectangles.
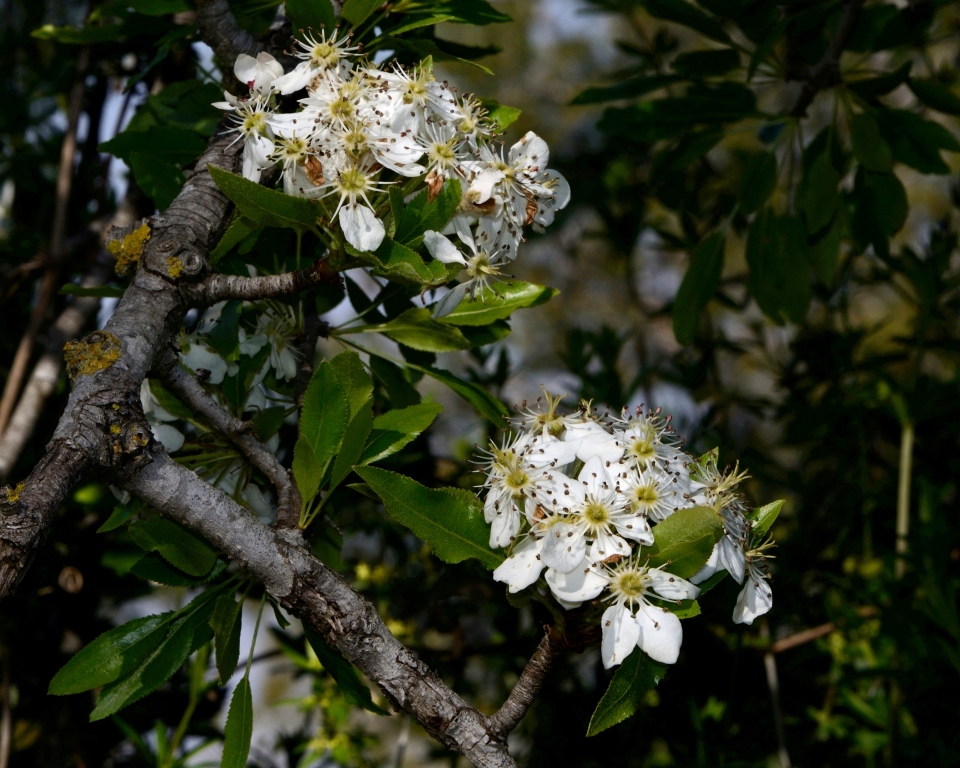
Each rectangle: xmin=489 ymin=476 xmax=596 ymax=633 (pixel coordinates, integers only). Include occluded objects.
xmin=272 ymin=29 xmax=358 ymax=95
xmin=598 ymin=558 xmax=699 ymax=667
xmin=423 ymin=229 xmax=511 ymax=318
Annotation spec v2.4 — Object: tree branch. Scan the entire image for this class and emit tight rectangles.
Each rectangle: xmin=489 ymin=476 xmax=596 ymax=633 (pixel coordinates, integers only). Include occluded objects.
xmin=195 ymin=0 xmax=263 ymax=66
xmin=155 ymin=348 xmax=302 ymax=528
xmin=789 ymin=0 xmax=863 ymax=117
xmin=184 ymin=262 xmax=340 ymax=306
xmin=488 ymin=630 xmax=563 ymax=736
xmin=123 ymin=451 xmax=518 ymax=768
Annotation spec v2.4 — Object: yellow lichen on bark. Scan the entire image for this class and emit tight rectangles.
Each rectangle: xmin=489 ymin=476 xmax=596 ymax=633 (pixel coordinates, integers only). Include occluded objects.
xmin=107 ymin=222 xmax=151 ymax=277
xmin=4 ymin=482 xmax=24 ymax=503
xmin=165 ymin=255 xmax=184 ymax=278
xmin=63 ymin=332 xmax=122 ymax=380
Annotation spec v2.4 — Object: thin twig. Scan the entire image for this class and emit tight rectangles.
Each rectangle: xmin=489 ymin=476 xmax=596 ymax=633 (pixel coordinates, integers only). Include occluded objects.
xmin=185 ymin=261 xmax=340 ymax=306
xmin=771 ymin=606 xmax=879 ymax=654
xmin=895 ymin=422 xmax=914 ymax=579
xmin=0 ymin=47 xmax=91 ymax=437
xmin=155 ymin=348 xmax=302 ymax=528
xmin=488 ymin=629 xmax=563 ymax=736
xmin=789 ymin=0 xmax=864 ymax=117
xmin=761 ymin=621 xmax=792 ymax=768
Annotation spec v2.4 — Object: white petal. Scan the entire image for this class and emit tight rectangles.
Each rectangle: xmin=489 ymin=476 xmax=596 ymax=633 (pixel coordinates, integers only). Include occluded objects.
xmin=149 ymin=423 xmax=185 ymax=453
xmin=647 ymin=570 xmax=700 ymax=601
xmin=587 ymin=529 xmax=629 ymax=564
xmin=615 ymin=513 xmax=654 ymax=545
xmin=467 ymin=168 xmax=504 ymax=204
xmin=719 ymin=535 xmax=746 ymax=584
xmin=234 ymin=54 xmax=260 ymax=86
xmin=545 ymin=559 xmax=606 ymax=603
xmin=492 ymin=537 xmax=545 ymax=593
xmin=431 ymin=283 xmax=469 ymax=319
xmin=339 ymin=204 xmax=385 ymax=252
xmin=733 ymin=576 xmax=773 ymax=625
xmin=566 ymin=421 xmax=624 ymax=464
xmin=526 ymin=434 xmax=579 ymax=467
xmin=636 ymin=604 xmax=683 ymax=665
xmin=180 ymin=344 xmax=228 ymax=384
xmin=273 ymin=61 xmax=315 ymax=95
xmin=489 ymin=504 xmax=520 ymax=549
xmin=690 ymin=543 xmax=721 ymax=585
xmin=423 ymin=230 xmax=466 ymax=265
xmin=509 ymin=131 xmax=550 ymax=168
xmin=540 ymin=521 xmax=586 ymax=572
xmin=601 ymin=604 xmax=641 ymax=669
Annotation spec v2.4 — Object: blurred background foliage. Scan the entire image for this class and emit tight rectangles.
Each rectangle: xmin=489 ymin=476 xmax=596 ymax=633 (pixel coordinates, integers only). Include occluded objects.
xmin=1 ymin=0 xmax=960 ymax=766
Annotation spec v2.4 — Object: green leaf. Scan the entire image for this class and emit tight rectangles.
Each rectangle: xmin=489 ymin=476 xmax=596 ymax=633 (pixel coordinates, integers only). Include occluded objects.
xmin=478 ymin=99 xmax=522 ymax=129
xmin=879 ymin=109 xmax=960 ymax=175
xmin=673 ymin=230 xmax=726 ymax=345
xmin=750 ymin=499 xmax=784 ymax=538
xmin=97 ymin=503 xmax=139 ymax=533
xmin=127 ymin=0 xmax=191 ymax=14
xmin=672 ymin=49 xmax=739 ymax=79
xmin=586 ymin=650 xmax=667 ymax=737
xmin=799 ymin=151 xmax=841 ymax=235
xmin=908 ymin=78 xmax=960 ymax=116
xmin=340 ymin=0 xmax=380 ymax=26
xmin=745 ymin=210 xmax=811 ymax=324
xmin=387 ymin=36 xmax=496 ymax=73
xmin=695 ymin=570 xmax=728 ymax=594
xmin=747 ymin=17 xmax=786 ymax=81
xmin=328 ymin=402 xmax=374 ymax=493
xmin=416 ymin=364 xmax=508 ymax=424
xmin=355 ymin=466 xmax=504 ymax=569
xmin=304 ymin=628 xmax=390 ymax=715
xmin=210 ymin=594 xmax=244 ymax=684
xmin=128 ymin=151 xmax=184 ymax=210
xmin=59 ymin=284 xmax=125 ymax=298
xmin=850 ymin=113 xmax=893 ymax=172
xmin=221 ymin=678 xmax=254 ymax=768
xmin=356 ymin=308 xmax=472 ymax=352
xmin=441 ymin=282 xmax=558 ymax=326
xmin=100 ymin=126 xmax=206 ymax=166
xmin=665 ymin=599 xmax=701 ymax=619
xmin=571 ymin=75 xmax=680 ymax=105
xmin=644 ymin=0 xmax=729 ymax=43
xmin=369 ymin=357 xmax=421 ymax=408
xmin=48 ymin=614 xmax=172 ymax=695
xmin=850 ymin=168 xmax=908 ymax=253
xmin=738 ymin=152 xmax=778 ymax=215
xmin=211 ymin=215 xmax=261 ymax=264
xmin=128 ymin=517 xmax=218 ymax=577
xmin=847 ymin=61 xmax=912 ymax=100
xmin=293 ymin=435 xmax=324 ymax=502
xmin=285 ymin=0 xmax=335 ymax=35
xmin=208 ymin=166 xmax=319 ymax=231
xmin=349 ymin=239 xmax=448 ymax=287
xmin=129 ymin=553 xmax=228 ymax=587
xmin=394 ymin=180 xmax=462 ymax=244
xmin=300 ymin=358 xmax=350 ymax=471
xmin=644 ymin=506 xmax=724 ymax=579
xmin=329 ymin=349 xmax=373 ymax=419
xmin=359 ymin=402 xmax=443 ymax=464
xmin=809 ymin=216 xmax=843 ymax=287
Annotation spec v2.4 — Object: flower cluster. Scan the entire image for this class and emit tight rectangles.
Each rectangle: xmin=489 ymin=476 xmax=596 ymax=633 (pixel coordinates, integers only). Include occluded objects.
xmin=482 ymin=392 xmax=775 ymax=669
xmin=213 ymin=35 xmax=570 ymax=316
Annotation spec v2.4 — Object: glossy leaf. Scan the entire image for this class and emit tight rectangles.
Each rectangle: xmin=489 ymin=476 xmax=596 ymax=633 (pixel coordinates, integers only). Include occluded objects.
xmin=645 ymin=0 xmax=729 ymax=42
xmin=799 ymin=151 xmax=841 ymax=235
xmin=850 ymin=113 xmax=892 ymax=172
xmin=750 ymin=499 xmax=784 ymax=538
xmin=328 ymin=402 xmax=374 ymax=493
xmin=209 ymin=166 xmax=318 ymax=231
xmin=847 ymin=62 xmax=912 ymax=99
xmin=738 ymin=152 xmax=777 ymax=215
xmin=673 ymin=230 xmax=725 ymax=344
xmin=350 ymin=238 xmax=448 ymax=286
xmin=416 ymin=364 xmax=508 ymax=424
xmin=479 ymin=99 xmax=522 ymax=129
xmin=369 ymin=357 xmax=421 ymax=408
xmin=329 ymin=349 xmax=373 ymax=419
xmin=359 ymin=402 xmax=443 ymax=464
xmin=340 ymin=0 xmax=380 ymax=26
xmin=130 ymin=553 xmax=228 ymax=587
xmin=645 ymin=505 xmax=724 ymax=579
xmin=441 ymin=282 xmax=558 ymax=326
xmin=128 ymin=152 xmax=184 ymax=210
xmin=571 ymin=74 xmax=680 ymax=105
xmin=210 ymin=593 xmax=244 ymax=684
xmin=48 ymin=614 xmax=172 ymax=695
xmin=211 ymin=215 xmax=261 ymax=264
xmin=300 ymin=358 xmax=350 ymax=471
xmin=100 ymin=126 xmax=206 ymax=166
xmin=128 ymin=517 xmax=218 ymax=577
xmin=355 ymin=466 xmax=504 ymax=569
xmin=285 ymin=0 xmax=335 ymax=35
xmin=304 ymin=628 xmax=390 ymax=715
xmin=908 ymin=78 xmax=960 ymax=116
xmin=746 ymin=210 xmax=811 ymax=324
xmin=357 ymin=308 xmax=472 ymax=352
xmin=293 ymin=435 xmax=324 ymax=502
xmin=586 ymin=650 xmax=667 ymax=736
xmin=394 ymin=179 xmax=462 ymax=244
xmin=221 ymin=678 xmax=254 ymax=768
